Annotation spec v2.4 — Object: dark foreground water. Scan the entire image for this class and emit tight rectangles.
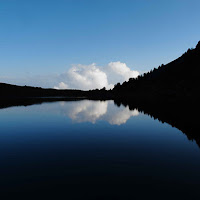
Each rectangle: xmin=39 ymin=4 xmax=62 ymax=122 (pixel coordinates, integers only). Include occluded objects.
xmin=0 ymin=100 xmax=199 ymax=199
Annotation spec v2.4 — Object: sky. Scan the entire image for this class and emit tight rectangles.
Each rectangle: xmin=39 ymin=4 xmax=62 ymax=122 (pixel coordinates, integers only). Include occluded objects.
xmin=0 ymin=0 xmax=200 ymax=89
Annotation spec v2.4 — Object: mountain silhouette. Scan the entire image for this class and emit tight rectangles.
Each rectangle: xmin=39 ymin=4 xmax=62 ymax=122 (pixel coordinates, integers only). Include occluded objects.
xmin=0 ymin=82 xmax=87 ymax=98
xmin=113 ymin=41 xmax=200 ymax=101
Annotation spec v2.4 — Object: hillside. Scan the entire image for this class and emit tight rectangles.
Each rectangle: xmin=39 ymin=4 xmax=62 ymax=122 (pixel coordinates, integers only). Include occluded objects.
xmin=0 ymin=82 xmax=111 ymax=99
xmin=0 ymin=83 xmax=86 ymax=98
xmin=113 ymin=41 xmax=200 ymax=100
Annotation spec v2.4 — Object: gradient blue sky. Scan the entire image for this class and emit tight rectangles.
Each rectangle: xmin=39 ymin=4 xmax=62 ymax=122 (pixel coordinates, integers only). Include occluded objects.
xmin=0 ymin=0 xmax=200 ymax=88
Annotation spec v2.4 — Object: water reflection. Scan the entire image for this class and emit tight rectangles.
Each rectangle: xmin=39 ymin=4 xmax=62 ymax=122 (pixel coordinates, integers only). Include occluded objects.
xmin=62 ymin=100 xmax=108 ymax=123
xmin=106 ymin=106 xmax=139 ymax=125
xmin=0 ymin=100 xmax=200 ymax=198
xmin=59 ymin=100 xmax=139 ymax=125
xmin=0 ymin=98 xmax=198 ymax=146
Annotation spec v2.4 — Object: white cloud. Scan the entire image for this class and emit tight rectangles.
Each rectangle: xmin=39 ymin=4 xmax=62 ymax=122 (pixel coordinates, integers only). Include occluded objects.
xmin=54 ymin=61 xmax=139 ymax=90
xmin=54 ymin=82 xmax=68 ymax=89
xmin=66 ymin=63 xmax=113 ymax=90
xmin=108 ymin=61 xmax=139 ymax=81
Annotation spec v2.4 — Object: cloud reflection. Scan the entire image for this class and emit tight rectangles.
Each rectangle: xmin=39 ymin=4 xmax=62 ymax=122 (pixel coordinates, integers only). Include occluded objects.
xmin=107 ymin=107 xmax=139 ymax=125
xmin=66 ymin=100 xmax=108 ymax=123
xmin=59 ymin=100 xmax=139 ymax=125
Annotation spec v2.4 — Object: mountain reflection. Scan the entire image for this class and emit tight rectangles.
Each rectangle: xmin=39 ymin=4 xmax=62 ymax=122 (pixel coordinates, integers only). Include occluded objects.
xmin=0 ymin=98 xmax=199 ymax=147
xmin=59 ymin=100 xmax=139 ymax=125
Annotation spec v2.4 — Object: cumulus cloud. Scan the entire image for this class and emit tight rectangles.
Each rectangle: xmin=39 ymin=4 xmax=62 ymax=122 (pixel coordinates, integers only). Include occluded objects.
xmin=108 ymin=61 xmax=139 ymax=81
xmin=54 ymin=82 xmax=69 ymax=89
xmin=54 ymin=61 xmax=139 ymax=90
xmin=67 ymin=63 xmax=114 ymax=90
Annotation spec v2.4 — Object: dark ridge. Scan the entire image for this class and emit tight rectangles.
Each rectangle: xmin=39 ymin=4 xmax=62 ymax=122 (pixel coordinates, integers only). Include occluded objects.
xmin=0 ymin=82 xmax=113 ymax=100
xmin=113 ymin=41 xmax=200 ymax=101
xmin=0 ymin=82 xmax=86 ymax=98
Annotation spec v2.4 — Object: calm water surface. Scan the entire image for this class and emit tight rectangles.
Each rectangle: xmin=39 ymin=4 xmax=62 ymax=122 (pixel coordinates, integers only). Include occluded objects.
xmin=0 ymin=100 xmax=199 ymax=198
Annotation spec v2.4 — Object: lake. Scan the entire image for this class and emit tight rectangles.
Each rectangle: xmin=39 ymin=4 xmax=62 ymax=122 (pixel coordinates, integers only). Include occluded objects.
xmin=0 ymin=100 xmax=200 ymax=199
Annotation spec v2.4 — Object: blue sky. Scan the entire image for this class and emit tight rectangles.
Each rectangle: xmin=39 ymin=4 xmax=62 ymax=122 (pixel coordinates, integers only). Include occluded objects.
xmin=0 ymin=0 xmax=200 ymax=89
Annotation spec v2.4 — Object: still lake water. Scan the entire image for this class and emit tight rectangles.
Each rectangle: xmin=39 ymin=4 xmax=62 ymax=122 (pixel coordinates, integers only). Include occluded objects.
xmin=0 ymin=100 xmax=200 ymax=198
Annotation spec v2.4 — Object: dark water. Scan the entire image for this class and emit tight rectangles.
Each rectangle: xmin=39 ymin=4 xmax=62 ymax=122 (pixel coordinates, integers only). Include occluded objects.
xmin=0 ymin=100 xmax=200 ymax=199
